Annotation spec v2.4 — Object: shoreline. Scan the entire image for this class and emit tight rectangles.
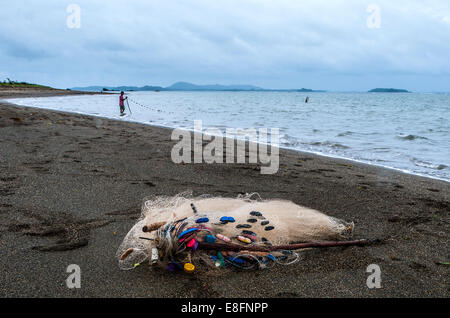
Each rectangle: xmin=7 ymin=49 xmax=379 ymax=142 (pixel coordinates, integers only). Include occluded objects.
xmin=0 ymin=88 xmax=449 ymax=297
xmin=3 ymin=96 xmax=449 ymax=185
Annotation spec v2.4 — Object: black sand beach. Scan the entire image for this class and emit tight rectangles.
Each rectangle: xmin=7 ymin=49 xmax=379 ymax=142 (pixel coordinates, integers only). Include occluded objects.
xmin=0 ymin=88 xmax=448 ymax=297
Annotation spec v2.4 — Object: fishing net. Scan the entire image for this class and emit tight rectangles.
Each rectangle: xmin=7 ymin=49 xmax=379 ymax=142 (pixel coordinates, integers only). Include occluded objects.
xmin=116 ymin=191 xmax=354 ymax=272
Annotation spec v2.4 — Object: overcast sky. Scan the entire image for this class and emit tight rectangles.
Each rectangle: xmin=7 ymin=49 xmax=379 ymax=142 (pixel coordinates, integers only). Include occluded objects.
xmin=1 ymin=0 xmax=449 ymax=91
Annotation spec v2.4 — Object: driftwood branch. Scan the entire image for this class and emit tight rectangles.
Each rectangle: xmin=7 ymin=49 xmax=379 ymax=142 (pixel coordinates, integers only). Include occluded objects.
xmin=198 ymin=239 xmax=381 ymax=253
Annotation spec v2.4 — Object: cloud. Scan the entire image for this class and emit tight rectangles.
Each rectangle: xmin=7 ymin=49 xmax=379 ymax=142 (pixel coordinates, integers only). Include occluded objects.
xmin=0 ymin=35 xmax=53 ymax=60
xmin=0 ymin=0 xmax=449 ymax=91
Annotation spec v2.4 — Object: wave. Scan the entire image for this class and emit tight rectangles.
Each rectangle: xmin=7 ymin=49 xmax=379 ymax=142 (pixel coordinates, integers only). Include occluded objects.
xmin=370 ymin=147 xmax=391 ymax=153
xmin=397 ymin=134 xmax=429 ymax=141
xmin=311 ymin=141 xmax=350 ymax=149
xmin=337 ymin=131 xmax=354 ymax=137
xmin=280 ymin=135 xmax=350 ymax=150
xmin=411 ymin=158 xmax=448 ymax=170
xmin=280 ymin=134 xmax=302 ymax=147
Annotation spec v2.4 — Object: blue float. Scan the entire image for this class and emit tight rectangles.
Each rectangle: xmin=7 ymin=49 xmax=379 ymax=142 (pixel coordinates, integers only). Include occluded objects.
xmin=177 ymin=228 xmax=198 ymax=239
xmin=220 ymin=216 xmax=235 ymax=223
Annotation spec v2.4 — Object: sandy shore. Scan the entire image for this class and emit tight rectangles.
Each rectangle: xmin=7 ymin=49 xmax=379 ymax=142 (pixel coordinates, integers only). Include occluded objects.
xmin=0 ymin=88 xmax=448 ymax=297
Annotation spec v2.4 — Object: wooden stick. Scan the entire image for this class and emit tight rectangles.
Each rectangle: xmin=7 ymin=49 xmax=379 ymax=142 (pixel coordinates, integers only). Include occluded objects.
xmin=198 ymin=239 xmax=380 ymax=253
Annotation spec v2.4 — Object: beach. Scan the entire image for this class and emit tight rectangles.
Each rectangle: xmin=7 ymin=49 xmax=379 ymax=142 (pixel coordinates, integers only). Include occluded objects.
xmin=0 ymin=88 xmax=448 ymax=297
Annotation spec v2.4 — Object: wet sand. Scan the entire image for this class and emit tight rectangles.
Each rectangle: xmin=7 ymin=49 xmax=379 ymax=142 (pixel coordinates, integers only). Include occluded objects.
xmin=0 ymin=88 xmax=448 ymax=297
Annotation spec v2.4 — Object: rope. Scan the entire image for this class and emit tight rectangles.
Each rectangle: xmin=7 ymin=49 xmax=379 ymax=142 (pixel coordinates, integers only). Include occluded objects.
xmin=127 ymin=97 xmax=174 ymax=114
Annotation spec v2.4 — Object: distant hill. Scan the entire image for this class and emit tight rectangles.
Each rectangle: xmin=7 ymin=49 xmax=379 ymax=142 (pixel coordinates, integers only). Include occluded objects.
xmin=369 ymin=88 xmax=410 ymax=93
xmin=165 ymin=82 xmax=263 ymax=91
xmin=71 ymin=82 xmax=325 ymax=92
xmin=71 ymin=85 xmax=164 ymax=92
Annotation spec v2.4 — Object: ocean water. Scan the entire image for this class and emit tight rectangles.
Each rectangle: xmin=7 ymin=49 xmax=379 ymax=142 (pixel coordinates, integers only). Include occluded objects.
xmin=6 ymin=91 xmax=450 ymax=182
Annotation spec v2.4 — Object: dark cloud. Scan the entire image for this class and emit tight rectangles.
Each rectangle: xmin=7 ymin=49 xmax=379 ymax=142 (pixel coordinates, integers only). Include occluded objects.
xmin=0 ymin=35 xmax=53 ymax=59
xmin=0 ymin=0 xmax=449 ymax=91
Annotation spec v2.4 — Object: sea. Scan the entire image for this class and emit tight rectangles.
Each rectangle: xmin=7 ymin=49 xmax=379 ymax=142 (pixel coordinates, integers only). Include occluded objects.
xmin=6 ymin=91 xmax=450 ymax=182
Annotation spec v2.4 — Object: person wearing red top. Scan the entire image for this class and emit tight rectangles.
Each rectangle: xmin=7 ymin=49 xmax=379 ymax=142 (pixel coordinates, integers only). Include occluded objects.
xmin=119 ymin=91 xmax=127 ymax=115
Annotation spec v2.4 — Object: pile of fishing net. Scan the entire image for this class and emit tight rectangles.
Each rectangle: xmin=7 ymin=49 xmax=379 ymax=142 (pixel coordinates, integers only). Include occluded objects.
xmin=116 ymin=192 xmax=371 ymax=273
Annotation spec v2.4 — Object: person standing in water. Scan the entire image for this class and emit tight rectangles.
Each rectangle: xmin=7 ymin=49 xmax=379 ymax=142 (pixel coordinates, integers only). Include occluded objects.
xmin=305 ymin=96 xmax=310 ymax=103
xmin=119 ymin=91 xmax=127 ymax=115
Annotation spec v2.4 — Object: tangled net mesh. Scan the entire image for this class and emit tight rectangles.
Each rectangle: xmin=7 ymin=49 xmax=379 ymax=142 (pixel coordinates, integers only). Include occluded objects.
xmin=116 ymin=191 xmax=354 ymax=272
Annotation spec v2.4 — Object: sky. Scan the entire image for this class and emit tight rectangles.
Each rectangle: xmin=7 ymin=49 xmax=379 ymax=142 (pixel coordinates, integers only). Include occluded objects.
xmin=1 ymin=0 xmax=450 ymax=91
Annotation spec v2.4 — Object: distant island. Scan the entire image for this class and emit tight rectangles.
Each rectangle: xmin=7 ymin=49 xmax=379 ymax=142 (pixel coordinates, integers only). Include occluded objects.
xmin=296 ymin=88 xmax=324 ymax=92
xmin=71 ymin=82 xmax=326 ymax=93
xmin=368 ymin=88 xmax=410 ymax=93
